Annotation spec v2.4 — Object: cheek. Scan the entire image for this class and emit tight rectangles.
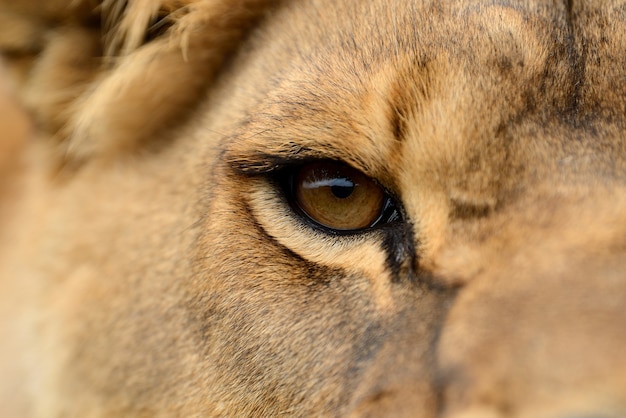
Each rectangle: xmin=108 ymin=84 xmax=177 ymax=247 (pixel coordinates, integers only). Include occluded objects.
xmin=191 ymin=231 xmax=384 ymax=411
xmin=187 ymin=182 xmax=391 ymax=412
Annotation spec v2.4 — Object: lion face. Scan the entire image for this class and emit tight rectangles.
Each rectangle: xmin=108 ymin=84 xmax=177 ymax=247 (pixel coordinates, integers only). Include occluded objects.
xmin=0 ymin=0 xmax=625 ymax=417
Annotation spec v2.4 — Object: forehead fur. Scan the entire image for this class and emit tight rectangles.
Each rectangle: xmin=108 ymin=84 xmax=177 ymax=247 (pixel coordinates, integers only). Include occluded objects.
xmin=223 ymin=0 xmax=626 ymax=263
xmin=226 ymin=2 xmax=567 ymax=183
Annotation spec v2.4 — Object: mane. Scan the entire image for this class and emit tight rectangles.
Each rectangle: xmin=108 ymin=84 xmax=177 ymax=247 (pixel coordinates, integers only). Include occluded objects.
xmin=0 ymin=0 xmax=279 ymax=162
xmin=101 ymin=0 xmax=195 ymax=57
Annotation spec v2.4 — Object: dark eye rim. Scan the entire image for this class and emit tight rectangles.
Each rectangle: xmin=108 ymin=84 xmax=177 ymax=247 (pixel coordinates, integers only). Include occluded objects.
xmin=275 ymin=160 xmax=405 ymax=236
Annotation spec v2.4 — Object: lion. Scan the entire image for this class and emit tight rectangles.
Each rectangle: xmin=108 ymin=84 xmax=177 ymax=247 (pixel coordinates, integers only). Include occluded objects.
xmin=0 ymin=0 xmax=625 ymax=416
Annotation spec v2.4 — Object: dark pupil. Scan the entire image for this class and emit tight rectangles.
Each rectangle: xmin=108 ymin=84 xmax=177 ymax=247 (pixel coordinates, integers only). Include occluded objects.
xmin=330 ymin=177 xmax=354 ymax=199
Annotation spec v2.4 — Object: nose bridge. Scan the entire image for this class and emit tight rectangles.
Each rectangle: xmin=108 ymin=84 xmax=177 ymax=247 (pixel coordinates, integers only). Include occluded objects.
xmin=435 ymin=184 xmax=626 ymax=417
xmin=346 ymin=284 xmax=454 ymax=417
xmin=345 ymin=181 xmax=626 ymax=418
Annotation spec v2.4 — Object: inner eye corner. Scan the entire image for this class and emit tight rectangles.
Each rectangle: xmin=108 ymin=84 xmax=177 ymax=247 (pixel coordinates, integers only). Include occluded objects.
xmin=276 ymin=160 xmax=404 ymax=234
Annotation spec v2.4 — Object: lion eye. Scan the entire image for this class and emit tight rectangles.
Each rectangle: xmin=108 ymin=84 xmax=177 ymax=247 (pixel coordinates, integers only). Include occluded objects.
xmin=292 ymin=161 xmax=397 ymax=232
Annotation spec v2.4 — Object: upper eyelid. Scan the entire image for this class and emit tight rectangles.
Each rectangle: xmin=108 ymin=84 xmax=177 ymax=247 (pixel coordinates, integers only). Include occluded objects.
xmin=228 ymin=151 xmax=405 ymax=209
xmin=223 ymin=133 xmax=385 ymax=179
xmin=223 ymin=135 xmax=327 ymax=176
xmin=226 ymin=152 xmax=320 ymax=176
xmin=225 ymin=147 xmax=384 ymax=184
xmin=223 ymin=132 xmax=401 ymax=202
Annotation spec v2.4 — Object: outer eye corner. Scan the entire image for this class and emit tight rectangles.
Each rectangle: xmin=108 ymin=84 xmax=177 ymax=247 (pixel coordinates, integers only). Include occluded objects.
xmin=283 ymin=160 xmax=402 ymax=234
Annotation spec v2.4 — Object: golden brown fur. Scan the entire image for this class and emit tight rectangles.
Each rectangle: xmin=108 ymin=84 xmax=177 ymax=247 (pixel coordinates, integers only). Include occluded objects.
xmin=1 ymin=0 xmax=625 ymax=416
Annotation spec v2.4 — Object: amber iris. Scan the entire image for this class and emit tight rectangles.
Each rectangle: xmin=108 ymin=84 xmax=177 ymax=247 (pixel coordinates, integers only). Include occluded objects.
xmin=294 ymin=161 xmax=385 ymax=231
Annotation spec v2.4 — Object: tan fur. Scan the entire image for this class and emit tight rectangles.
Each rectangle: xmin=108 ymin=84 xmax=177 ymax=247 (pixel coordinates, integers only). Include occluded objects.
xmin=1 ymin=0 xmax=625 ymax=416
